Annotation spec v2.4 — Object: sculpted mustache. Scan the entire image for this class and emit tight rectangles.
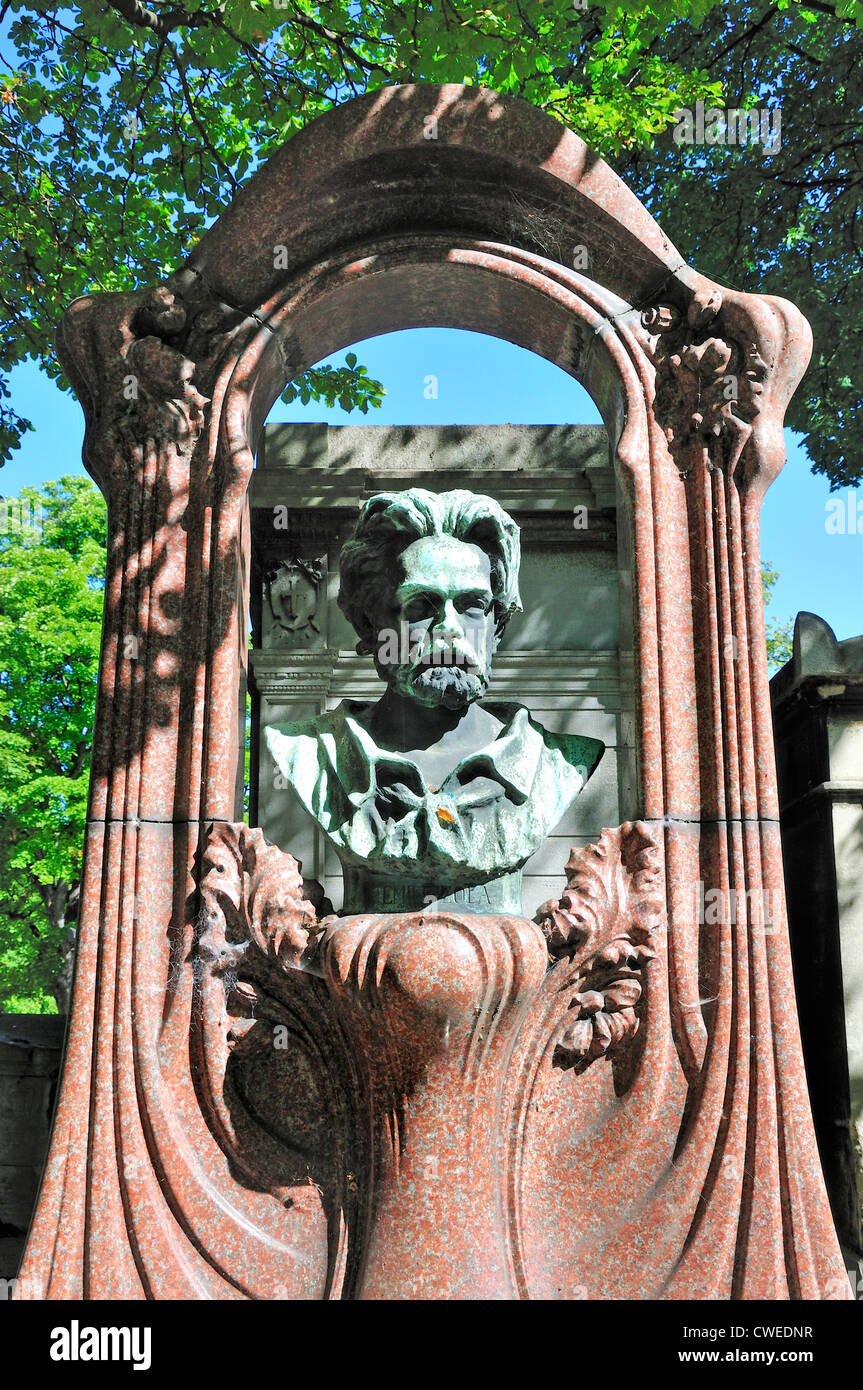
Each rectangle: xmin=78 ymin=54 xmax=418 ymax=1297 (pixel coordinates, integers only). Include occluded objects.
xmin=412 ymin=642 xmax=482 ymax=669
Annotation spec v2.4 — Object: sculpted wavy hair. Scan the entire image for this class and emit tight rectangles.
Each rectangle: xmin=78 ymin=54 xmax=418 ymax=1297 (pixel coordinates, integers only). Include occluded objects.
xmin=338 ymin=488 xmax=523 ymax=656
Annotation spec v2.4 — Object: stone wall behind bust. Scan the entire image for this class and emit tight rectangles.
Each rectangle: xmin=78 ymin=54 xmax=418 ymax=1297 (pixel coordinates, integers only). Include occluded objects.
xmin=249 ymin=424 xmax=636 ymax=918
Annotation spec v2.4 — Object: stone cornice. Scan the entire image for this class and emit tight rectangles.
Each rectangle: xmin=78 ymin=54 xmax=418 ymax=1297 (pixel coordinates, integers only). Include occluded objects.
xmin=252 ymin=422 xmax=618 ymax=512
xmin=249 ymin=648 xmax=627 ymax=703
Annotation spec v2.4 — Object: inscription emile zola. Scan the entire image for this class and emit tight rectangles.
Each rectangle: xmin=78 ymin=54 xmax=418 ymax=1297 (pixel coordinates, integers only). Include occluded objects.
xmin=267 ymin=488 xmax=604 ymax=916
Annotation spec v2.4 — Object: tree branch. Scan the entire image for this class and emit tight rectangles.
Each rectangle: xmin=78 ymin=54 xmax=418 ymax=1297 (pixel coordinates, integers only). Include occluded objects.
xmin=167 ymin=39 xmax=239 ymax=193
xmin=796 ymin=0 xmax=863 ymax=25
xmin=108 ymin=0 xmax=224 ymax=37
xmin=706 ymin=5 xmax=779 ymax=69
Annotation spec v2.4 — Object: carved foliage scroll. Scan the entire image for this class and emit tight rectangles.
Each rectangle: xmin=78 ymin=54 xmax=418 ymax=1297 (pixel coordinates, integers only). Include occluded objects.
xmin=642 ymin=299 xmax=768 ymax=478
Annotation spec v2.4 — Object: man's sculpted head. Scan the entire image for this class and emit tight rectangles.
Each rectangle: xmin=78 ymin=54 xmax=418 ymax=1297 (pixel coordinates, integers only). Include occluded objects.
xmin=338 ymin=489 xmax=523 ymax=711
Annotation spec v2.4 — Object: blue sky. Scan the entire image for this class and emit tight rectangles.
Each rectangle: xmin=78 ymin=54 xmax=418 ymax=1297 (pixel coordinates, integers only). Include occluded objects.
xmin=4 ymin=326 xmax=860 ymax=654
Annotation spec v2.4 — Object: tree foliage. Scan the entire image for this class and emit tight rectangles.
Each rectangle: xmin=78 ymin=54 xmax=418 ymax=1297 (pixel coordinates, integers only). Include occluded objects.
xmin=3 ymin=2 xmax=859 ymax=478
xmin=1 ymin=0 xmax=728 ymax=459
xmin=762 ymin=559 xmax=794 ymax=668
xmin=0 ymin=476 xmax=105 ymax=1012
xmin=619 ymin=1 xmax=863 ymax=490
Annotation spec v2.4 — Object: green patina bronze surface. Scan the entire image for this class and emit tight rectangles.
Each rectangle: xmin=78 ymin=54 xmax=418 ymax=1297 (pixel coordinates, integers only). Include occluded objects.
xmin=266 ymin=487 xmax=604 ymax=915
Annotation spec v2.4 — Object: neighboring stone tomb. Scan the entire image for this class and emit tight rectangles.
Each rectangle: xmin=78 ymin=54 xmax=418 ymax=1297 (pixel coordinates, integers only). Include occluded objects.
xmin=771 ymin=612 xmax=863 ymax=1273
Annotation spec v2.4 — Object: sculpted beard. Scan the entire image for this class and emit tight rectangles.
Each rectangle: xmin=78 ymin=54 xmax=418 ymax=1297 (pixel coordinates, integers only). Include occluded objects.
xmin=378 ymin=630 xmax=492 ymax=710
xmin=407 ymin=660 xmax=489 ymax=709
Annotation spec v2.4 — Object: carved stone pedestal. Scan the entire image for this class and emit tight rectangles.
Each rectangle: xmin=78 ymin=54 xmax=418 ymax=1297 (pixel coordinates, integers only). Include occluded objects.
xmin=321 ymin=911 xmax=548 ymax=1299
xmin=197 ymin=821 xmax=662 ymax=1299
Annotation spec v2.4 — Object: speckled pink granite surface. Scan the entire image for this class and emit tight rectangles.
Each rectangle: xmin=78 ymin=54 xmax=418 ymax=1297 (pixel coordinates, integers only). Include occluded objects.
xmin=16 ymin=85 xmax=849 ymax=1301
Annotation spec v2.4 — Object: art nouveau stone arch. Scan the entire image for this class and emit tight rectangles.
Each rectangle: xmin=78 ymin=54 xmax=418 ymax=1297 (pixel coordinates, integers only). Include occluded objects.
xmin=18 ymin=84 xmax=848 ymax=1300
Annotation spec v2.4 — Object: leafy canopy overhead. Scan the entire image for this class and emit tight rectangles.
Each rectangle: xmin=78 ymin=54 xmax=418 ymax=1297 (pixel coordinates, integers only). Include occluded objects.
xmin=618 ymin=0 xmax=863 ymax=491
xmin=0 ymin=0 xmax=861 ymax=483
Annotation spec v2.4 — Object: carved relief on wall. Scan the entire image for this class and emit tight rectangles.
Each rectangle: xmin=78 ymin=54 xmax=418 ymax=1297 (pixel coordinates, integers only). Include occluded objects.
xmin=264 ymin=557 xmax=327 ymax=649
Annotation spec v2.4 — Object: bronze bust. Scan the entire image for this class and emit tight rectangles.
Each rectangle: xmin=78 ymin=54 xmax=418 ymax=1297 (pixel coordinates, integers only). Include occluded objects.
xmin=266 ymin=488 xmax=603 ymax=915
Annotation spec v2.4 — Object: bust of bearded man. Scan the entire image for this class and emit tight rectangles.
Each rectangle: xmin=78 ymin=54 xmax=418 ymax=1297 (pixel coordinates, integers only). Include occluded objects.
xmin=266 ymin=488 xmax=603 ymax=916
